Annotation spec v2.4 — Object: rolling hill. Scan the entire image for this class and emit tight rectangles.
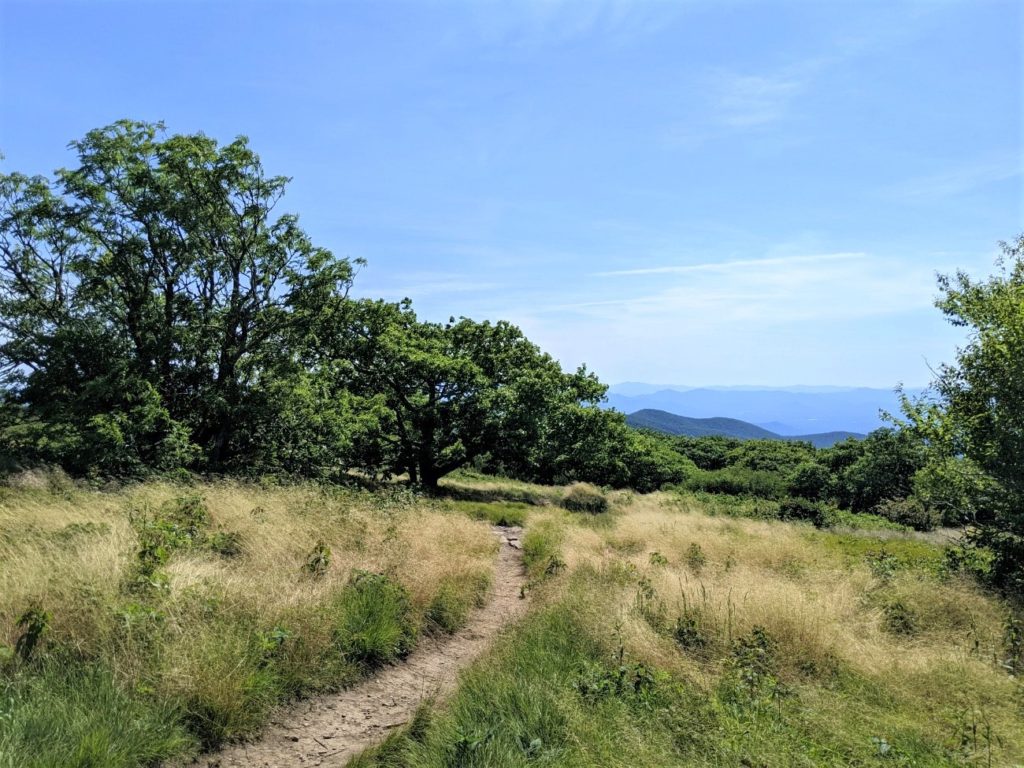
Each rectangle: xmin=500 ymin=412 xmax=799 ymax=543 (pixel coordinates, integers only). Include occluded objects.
xmin=626 ymin=408 xmax=863 ymax=447
xmin=606 ymin=384 xmax=920 ymax=435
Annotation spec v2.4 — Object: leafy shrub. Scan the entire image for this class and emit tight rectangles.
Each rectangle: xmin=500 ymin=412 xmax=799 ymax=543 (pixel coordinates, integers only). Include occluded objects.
xmin=684 ymin=543 xmax=707 ymax=573
xmin=560 ymin=483 xmax=608 ymax=514
xmin=649 ymin=551 xmax=668 ymax=566
xmin=873 ymin=497 xmax=941 ymax=532
xmin=207 ymin=530 xmax=243 ymax=557
xmin=673 ymin=609 xmax=712 ymax=653
xmin=778 ymin=497 xmax=835 ymax=528
xmin=719 ymin=626 xmax=790 ymax=713
xmin=334 ymin=571 xmax=416 ymax=666
xmin=303 ymin=540 xmax=332 ymax=578
xmin=14 ymin=604 xmax=49 ymax=662
xmin=786 ymin=462 xmax=831 ymax=500
xmin=883 ymin=600 xmax=917 ymax=635
xmin=685 ymin=467 xmax=786 ymax=499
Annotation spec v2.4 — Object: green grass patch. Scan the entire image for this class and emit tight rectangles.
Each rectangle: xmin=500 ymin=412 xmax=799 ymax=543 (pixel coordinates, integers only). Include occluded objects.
xmin=334 ymin=571 xmax=417 ymax=667
xmin=426 ymin=573 xmax=492 ymax=635
xmin=443 ymin=500 xmax=530 ymax=527
xmin=816 ymin=531 xmax=946 ymax=573
xmin=521 ymin=521 xmax=565 ymax=585
xmin=0 ymin=661 xmax=194 ymax=768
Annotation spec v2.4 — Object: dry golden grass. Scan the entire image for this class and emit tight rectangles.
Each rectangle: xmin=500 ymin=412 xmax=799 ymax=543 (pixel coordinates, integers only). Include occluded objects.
xmin=520 ymin=491 xmax=1022 ymax=762
xmin=0 ymin=477 xmax=496 ymax=716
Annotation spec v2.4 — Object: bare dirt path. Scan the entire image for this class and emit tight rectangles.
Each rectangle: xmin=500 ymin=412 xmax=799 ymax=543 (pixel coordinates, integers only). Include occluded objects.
xmin=201 ymin=525 xmax=527 ymax=768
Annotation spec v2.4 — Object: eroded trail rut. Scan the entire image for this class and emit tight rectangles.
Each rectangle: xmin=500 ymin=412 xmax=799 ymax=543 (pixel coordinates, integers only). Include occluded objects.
xmin=204 ymin=525 xmax=528 ymax=768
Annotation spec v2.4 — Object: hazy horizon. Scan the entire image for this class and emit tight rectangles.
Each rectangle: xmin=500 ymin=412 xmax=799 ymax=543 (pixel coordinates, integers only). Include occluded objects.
xmin=1 ymin=0 xmax=1019 ymax=388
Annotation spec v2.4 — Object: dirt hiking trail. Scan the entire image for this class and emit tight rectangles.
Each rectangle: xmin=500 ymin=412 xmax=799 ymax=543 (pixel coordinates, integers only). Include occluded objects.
xmin=201 ymin=525 xmax=528 ymax=767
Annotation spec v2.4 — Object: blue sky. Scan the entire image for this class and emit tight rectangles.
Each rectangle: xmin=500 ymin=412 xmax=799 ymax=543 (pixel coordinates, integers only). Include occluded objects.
xmin=1 ymin=0 xmax=1020 ymax=387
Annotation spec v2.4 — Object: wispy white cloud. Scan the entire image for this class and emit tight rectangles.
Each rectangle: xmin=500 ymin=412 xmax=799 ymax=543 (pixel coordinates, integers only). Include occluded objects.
xmin=887 ymin=155 xmax=1024 ymax=201
xmin=496 ymin=246 xmax=986 ymax=386
xmin=593 ymin=252 xmax=865 ymax=277
xmin=714 ymin=72 xmax=804 ymax=128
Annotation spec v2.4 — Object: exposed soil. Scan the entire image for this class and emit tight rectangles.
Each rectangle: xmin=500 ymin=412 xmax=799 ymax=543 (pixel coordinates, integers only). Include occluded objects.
xmin=199 ymin=525 xmax=527 ymax=767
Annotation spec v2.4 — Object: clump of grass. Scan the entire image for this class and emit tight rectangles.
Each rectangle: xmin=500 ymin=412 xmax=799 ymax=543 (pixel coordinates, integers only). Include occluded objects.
xmin=334 ymin=571 xmax=417 ymax=666
xmin=522 ymin=521 xmax=566 ymax=586
xmin=425 ymin=572 xmax=492 ymax=635
xmin=560 ymin=483 xmax=608 ymax=514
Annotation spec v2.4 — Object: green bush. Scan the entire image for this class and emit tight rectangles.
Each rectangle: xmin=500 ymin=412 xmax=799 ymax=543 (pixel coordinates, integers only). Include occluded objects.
xmin=786 ymin=462 xmax=830 ymax=500
xmin=873 ymin=498 xmax=941 ymax=532
xmin=560 ymin=483 xmax=609 ymax=514
xmin=685 ymin=467 xmax=786 ymax=499
xmin=778 ymin=497 xmax=835 ymax=528
xmin=334 ymin=571 xmax=416 ymax=666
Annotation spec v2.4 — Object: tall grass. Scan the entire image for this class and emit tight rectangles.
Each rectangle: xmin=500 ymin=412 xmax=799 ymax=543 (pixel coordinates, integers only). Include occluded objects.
xmin=0 ymin=477 xmax=496 ymax=763
xmin=355 ymin=492 xmax=1024 ymax=767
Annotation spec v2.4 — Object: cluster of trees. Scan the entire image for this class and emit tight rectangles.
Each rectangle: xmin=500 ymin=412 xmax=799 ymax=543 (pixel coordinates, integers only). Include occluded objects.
xmin=665 ymin=428 xmax=929 ymax=519
xmin=0 ymin=121 xmax=656 ymax=489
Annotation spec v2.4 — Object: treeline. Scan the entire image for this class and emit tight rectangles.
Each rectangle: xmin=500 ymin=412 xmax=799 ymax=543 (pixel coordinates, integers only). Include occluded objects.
xmin=0 ymin=121 xmax=680 ymax=491
xmin=657 ymin=430 xmax=932 ymax=527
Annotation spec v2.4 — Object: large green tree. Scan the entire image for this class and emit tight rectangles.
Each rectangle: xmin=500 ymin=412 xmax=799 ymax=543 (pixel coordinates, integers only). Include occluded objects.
xmin=0 ymin=121 xmax=355 ymax=474
xmin=902 ymin=235 xmax=1024 ymax=593
xmin=338 ymin=299 xmax=606 ymax=488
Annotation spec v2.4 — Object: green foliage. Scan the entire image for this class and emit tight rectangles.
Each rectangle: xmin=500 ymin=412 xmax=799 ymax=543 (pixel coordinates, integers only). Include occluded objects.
xmin=684 ymin=542 xmax=707 ymax=573
xmin=303 ymin=540 xmax=332 ymax=578
xmin=833 ymin=429 xmax=927 ymax=513
xmin=719 ymin=627 xmax=790 ymax=715
xmin=898 ymin=235 xmax=1024 ymax=594
xmin=873 ymin=497 xmax=941 ymax=532
xmin=787 ymin=461 xmax=831 ymax=500
xmin=727 ymin=439 xmax=814 ymax=475
xmin=334 ymin=571 xmax=416 ymax=666
xmin=684 ymin=466 xmax=786 ymax=499
xmin=779 ymin=497 xmax=835 ymax=528
xmin=560 ymin=482 xmax=609 ymax=514
xmin=14 ymin=605 xmax=49 ymax=662
xmin=671 ymin=435 xmax=742 ymax=470
xmin=0 ymin=121 xmax=356 ymax=478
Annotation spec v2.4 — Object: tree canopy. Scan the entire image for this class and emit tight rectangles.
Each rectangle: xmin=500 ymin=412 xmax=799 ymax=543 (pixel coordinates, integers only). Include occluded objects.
xmin=0 ymin=121 xmax=630 ymax=488
xmin=901 ymin=235 xmax=1024 ymax=593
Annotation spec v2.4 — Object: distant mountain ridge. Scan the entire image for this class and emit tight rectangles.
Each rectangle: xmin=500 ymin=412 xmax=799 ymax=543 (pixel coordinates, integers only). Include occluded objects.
xmin=626 ymin=409 xmax=863 ymax=448
xmin=606 ymin=383 xmax=918 ymax=435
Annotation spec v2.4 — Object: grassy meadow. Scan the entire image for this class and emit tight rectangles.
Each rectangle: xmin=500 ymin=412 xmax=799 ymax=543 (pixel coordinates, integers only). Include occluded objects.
xmin=0 ymin=473 xmax=498 ymax=767
xmin=356 ymin=486 xmax=1024 ymax=768
xmin=1 ymin=471 xmax=1021 ymax=767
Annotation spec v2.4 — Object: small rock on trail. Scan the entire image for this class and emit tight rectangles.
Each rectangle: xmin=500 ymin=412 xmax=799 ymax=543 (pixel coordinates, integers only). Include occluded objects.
xmin=193 ymin=525 xmax=528 ymax=768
